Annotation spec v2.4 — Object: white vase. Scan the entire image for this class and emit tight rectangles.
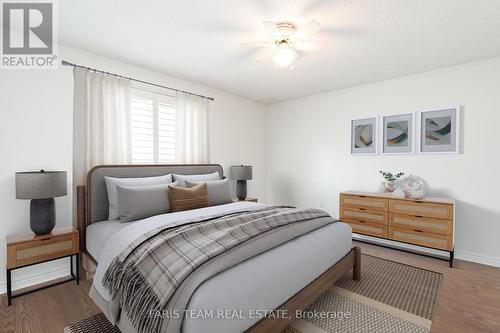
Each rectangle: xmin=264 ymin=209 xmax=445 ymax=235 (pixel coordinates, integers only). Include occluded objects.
xmin=378 ymin=182 xmax=387 ymax=193
xmin=385 ymin=181 xmax=396 ymax=192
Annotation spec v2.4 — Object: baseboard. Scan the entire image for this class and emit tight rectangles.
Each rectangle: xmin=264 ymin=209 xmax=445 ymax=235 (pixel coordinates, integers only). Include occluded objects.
xmin=0 ymin=263 xmax=70 ymax=295
xmin=455 ymin=251 xmax=500 ymax=268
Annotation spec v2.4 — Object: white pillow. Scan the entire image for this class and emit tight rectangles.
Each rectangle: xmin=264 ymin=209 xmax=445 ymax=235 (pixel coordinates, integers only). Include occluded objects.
xmin=172 ymin=171 xmax=220 ymax=187
xmin=185 ymin=178 xmax=232 ymax=206
xmin=104 ymin=174 xmax=173 ymax=220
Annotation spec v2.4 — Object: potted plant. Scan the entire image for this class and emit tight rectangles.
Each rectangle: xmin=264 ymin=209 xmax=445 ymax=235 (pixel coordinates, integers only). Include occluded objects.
xmin=379 ymin=170 xmax=405 ymax=192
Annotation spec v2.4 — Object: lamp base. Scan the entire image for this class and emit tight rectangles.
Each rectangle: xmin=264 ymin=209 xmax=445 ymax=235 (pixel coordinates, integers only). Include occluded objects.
xmin=236 ymin=180 xmax=248 ymax=201
xmin=30 ymin=198 xmax=55 ymax=235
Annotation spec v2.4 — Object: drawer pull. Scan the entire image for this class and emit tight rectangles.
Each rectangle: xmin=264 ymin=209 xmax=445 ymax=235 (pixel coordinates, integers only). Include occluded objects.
xmin=359 ymin=220 xmax=366 ymax=223
xmin=414 ymin=229 xmax=423 ymax=232
xmin=359 ymin=196 xmax=366 ymax=198
xmin=415 ymin=215 xmax=424 ymax=218
xmin=359 ymin=208 xmax=366 ymax=211
xmin=414 ymin=201 xmax=423 ymax=204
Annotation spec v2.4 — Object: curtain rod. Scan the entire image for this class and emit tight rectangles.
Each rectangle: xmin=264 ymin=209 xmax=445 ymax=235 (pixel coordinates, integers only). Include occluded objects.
xmin=61 ymin=60 xmax=215 ymax=101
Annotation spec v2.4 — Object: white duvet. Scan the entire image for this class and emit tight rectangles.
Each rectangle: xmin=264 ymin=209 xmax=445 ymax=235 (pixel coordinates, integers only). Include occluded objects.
xmin=91 ymin=202 xmax=352 ymax=333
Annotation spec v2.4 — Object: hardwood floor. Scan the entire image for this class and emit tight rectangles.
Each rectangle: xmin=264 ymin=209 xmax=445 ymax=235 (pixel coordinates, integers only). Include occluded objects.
xmin=1 ymin=243 xmax=499 ymax=333
xmin=0 ymin=278 xmax=100 ymax=333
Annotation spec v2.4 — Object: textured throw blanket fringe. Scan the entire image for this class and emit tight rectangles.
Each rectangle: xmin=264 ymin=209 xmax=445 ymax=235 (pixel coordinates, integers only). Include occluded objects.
xmin=102 ymin=206 xmax=333 ymax=333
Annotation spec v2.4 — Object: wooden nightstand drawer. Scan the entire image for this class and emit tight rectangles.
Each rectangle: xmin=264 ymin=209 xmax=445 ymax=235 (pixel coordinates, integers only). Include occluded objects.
xmin=7 ymin=227 xmax=79 ymax=269
xmin=389 ymin=199 xmax=453 ymax=220
xmin=6 ymin=226 xmax=80 ymax=306
xmin=340 ymin=207 xmax=388 ymax=225
xmin=345 ymin=220 xmax=388 ymax=238
xmin=390 ymin=214 xmax=452 ymax=236
xmin=389 ymin=226 xmax=453 ymax=251
xmin=341 ymin=194 xmax=388 ymax=211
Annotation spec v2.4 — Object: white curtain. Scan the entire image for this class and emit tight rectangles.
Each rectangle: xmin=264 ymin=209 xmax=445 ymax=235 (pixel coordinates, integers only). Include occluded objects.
xmin=73 ymin=67 xmax=132 ymax=188
xmin=175 ymin=92 xmax=210 ymax=163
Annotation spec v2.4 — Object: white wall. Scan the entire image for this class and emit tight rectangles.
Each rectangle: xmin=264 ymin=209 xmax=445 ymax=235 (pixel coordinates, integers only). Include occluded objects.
xmin=0 ymin=45 xmax=267 ymax=293
xmin=267 ymin=57 xmax=500 ymax=267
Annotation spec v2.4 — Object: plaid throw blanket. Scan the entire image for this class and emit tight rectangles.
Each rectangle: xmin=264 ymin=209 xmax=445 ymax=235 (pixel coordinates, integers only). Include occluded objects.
xmin=102 ymin=206 xmax=333 ymax=333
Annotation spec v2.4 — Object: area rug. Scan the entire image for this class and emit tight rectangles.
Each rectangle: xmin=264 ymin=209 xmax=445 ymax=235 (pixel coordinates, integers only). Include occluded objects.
xmin=65 ymin=254 xmax=442 ymax=333
xmin=64 ymin=312 xmax=120 ymax=333
xmin=283 ymin=254 xmax=442 ymax=333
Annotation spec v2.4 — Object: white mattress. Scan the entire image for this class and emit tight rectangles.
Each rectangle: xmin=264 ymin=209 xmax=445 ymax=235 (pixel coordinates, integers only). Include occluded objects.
xmin=87 ymin=202 xmax=352 ymax=333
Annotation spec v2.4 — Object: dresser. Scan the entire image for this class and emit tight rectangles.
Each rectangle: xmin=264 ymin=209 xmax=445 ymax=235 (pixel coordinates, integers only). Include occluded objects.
xmin=339 ymin=191 xmax=455 ymax=266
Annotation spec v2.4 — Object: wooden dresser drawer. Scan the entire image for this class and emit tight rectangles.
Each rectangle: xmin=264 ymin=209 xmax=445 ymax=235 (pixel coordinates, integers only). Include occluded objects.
xmin=340 ymin=207 xmax=388 ymax=225
xmin=390 ymin=214 xmax=452 ymax=236
xmin=345 ymin=220 xmax=388 ymax=238
xmin=7 ymin=233 xmax=79 ymax=269
xmin=389 ymin=200 xmax=453 ymax=220
xmin=389 ymin=226 xmax=452 ymax=251
xmin=340 ymin=194 xmax=388 ymax=212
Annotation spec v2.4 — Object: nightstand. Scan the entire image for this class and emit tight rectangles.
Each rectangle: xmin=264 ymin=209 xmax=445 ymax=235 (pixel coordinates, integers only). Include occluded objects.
xmin=6 ymin=226 xmax=80 ymax=306
xmin=233 ymin=198 xmax=258 ymax=203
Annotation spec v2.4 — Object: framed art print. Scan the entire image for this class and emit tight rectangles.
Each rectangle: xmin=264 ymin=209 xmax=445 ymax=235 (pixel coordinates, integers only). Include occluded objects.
xmin=351 ymin=117 xmax=378 ymax=155
xmin=381 ymin=113 xmax=414 ymax=154
xmin=418 ymin=107 xmax=460 ymax=153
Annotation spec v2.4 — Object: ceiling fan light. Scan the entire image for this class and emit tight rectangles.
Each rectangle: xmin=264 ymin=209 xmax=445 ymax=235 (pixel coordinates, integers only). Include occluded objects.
xmin=273 ymin=46 xmax=298 ymax=68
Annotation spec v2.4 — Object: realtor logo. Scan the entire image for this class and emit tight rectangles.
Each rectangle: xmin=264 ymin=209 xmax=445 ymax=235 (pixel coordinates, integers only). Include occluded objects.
xmin=1 ymin=0 xmax=57 ymax=68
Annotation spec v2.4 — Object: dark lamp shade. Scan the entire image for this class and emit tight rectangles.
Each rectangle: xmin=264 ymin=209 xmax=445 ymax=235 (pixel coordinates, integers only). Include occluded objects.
xmin=230 ymin=165 xmax=252 ymax=181
xmin=16 ymin=171 xmax=67 ymax=199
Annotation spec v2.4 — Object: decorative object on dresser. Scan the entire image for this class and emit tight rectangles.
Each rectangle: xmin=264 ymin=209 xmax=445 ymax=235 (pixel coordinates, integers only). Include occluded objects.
xmin=402 ymin=175 xmax=426 ymax=198
xmin=351 ymin=117 xmax=378 ymax=155
xmin=340 ymin=191 xmax=455 ymax=267
xmin=15 ymin=170 xmax=67 ymax=235
xmin=230 ymin=165 xmax=253 ymax=200
xmin=392 ymin=188 xmax=406 ymax=199
xmin=6 ymin=226 xmax=80 ymax=306
xmin=378 ymin=170 xmax=405 ymax=193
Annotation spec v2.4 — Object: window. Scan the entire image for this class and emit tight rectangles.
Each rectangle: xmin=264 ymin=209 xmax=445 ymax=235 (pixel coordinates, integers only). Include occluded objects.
xmin=130 ymin=89 xmax=176 ymax=163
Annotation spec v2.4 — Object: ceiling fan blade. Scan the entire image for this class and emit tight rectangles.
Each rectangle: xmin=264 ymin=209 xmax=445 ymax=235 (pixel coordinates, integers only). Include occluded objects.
xmin=296 ymin=20 xmax=322 ymax=39
xmin=256 ymin=49 xmax=277 ymax=63
xmin=262 ymin=21 xmax=282 ymax=40
xmin=240 ymin=41 xmax=274 ymax=48
xmin=295 ymin=40 xmax=326 ymax=51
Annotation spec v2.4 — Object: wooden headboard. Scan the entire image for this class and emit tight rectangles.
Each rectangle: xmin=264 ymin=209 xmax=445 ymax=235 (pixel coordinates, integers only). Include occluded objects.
xmin=76 ymin=164 xmax=224 ymax=256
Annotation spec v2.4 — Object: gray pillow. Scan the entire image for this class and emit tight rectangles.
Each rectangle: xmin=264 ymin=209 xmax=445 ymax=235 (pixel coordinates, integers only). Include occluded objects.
xmin=173 ymin=171 xmax=220 ymax=187
xmin=116 ymin=182 xmax=179 ymax=223
xmin=104 ymin=174 xmax=173 ymax=220
xmin=185 ymin=178 xmax=232 ymax=206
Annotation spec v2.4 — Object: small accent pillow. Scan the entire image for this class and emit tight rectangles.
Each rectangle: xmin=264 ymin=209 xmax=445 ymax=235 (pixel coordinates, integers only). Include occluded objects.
xmin=185 ymin=178 xmax=232 ymax=206
xmin=116 ymin=182 xmax=179 ymax=223
xmin=169 ymin=183 xmax=209 ymax=212
xmin=172 ymin=171 xmax=220 ymax=187
xmin=104 ymin=174 xmax=173 ymax=220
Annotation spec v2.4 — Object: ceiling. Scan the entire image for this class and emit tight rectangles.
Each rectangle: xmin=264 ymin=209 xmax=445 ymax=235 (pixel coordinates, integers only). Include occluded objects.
xmin=59 ymin=0 xmax=500 ymax=104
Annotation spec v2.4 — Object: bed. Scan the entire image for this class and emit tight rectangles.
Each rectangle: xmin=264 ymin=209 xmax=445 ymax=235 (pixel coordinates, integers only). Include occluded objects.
xmin=77 ymin=164 xmax=360 ymax=333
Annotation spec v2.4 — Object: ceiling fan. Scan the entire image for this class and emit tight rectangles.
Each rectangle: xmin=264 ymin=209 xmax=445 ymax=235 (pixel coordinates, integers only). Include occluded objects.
xmin=242 ymin=20 xmax=326 ymax=68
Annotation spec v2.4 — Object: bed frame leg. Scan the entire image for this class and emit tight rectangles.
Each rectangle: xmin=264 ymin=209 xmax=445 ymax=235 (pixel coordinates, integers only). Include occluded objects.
xmin=353 ymin=246 xmax=361 ymax=281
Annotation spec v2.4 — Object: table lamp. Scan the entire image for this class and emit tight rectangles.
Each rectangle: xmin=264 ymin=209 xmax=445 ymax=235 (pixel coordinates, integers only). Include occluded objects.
xmin=230 ymin=165 xmax=253 ymax=201
xmin=15 ymin=170 xmax=67 ymax=235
